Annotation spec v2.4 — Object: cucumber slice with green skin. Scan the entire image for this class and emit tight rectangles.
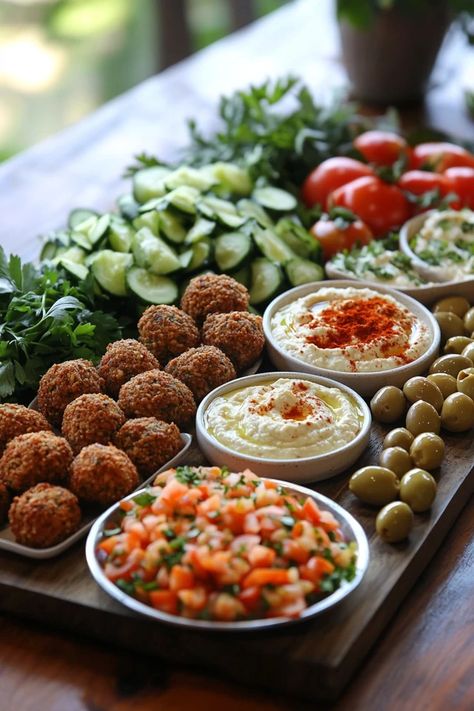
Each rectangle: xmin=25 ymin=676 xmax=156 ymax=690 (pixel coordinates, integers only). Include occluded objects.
xmin=40 ymin=241 xmax=59 ymax=261
xmin=185 ymin=217 xmax=216 ymax=244
xmin=178 ymin=248 xmax=194 ymax=269
xmin=91 ymin=250 xmax=133 ymax=296
xmin=132 ymin=228 xmax=181 ymax=275
xmin=133 ymin=166 xmax=171 ymax=203
xmin=237 ymin=199 xmax=274 ymax=228
xmin=230 ymin=264 xmax=251 ymax=288
xmin=164 ymin=166 xmax=218 ymax=192
xmin=68 ymin=208 xmax=99 ymax=230
xmin=164 ymin=186 xmax=201 ymax=214
xmin=285 ymin=258 xmax=324 ymax=287
xmin=74 ymin=214 xmax=110 ymax=246
xmin=159 ymin=210 xmax=187 ymax=243
xmin=249 ymin=258 xmax=284 ymax=305
xmin=215 ymin=232 xmax=252 ymax=271
xmin=133 ymin=211 xmax=160 ymax=235
xmin=275 ymin=218 xmax=321 ymax=260
xmin=203 ymin=163 xmax=252 ymax=195
xmin=253 ymin=228 xmax=296 ymax=265
xmin=197 ymin=196 xmax=246 ymax=228
xmin=70 ymin=232 xmax=92 ymax=251
xmin=186 ymin=239 xmax=212 ymax=272
xmin=117 ymin=193 xmax=140 ymax=221
xmin=60 ymin=260 xmax=89 ymax=281
xmin=55 ymin=246 xmax=86 ymax=265
xmin=252 ymin=186 xmax=297 ymax=212
xmin=108 ymin=220 xmax=133 ymax=253
xmin=127 ymin=267 xmax=178 ymax=305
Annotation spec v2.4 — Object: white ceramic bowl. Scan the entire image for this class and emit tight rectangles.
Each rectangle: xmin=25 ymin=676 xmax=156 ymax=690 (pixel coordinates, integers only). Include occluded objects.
xmin=263 ymin=280 xmax=441 ymax=398
xmin=196 ymin=371 xmax=371 ymax=483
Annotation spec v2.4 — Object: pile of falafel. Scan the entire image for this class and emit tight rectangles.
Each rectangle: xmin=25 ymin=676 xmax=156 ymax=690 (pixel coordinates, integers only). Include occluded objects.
xmin=0 ymin=274 xmax=265 ymax=549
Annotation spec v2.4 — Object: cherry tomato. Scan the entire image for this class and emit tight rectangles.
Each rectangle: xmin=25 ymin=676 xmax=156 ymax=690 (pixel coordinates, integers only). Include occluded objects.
xmin=301 ymin=157 xmax=373 ymax=209
xmin=412 ymin=142 xmax=474 ymax=172
xmin=444 ymin=167 xmax=474 ymax=209
xmin=354 ymin=130 xmax=411 ymax=167
xmin=398 ymin=170 xmax=460 ymax=210
xmin=310 ymin=217 xmax=373 ymax=261
xmin=329 ymin=176 xmax=411 ymax=236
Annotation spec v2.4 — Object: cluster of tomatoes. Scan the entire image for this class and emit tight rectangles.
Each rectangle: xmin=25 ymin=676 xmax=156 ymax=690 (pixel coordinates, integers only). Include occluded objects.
xmin=302 ymin=130 xmax=474 ymax=260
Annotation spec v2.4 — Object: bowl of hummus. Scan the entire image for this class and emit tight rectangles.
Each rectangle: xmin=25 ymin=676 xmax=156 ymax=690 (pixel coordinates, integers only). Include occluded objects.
xmin=263 ymin=281 xmax=440 ymax=397
xmin=196 ymin=372 xmax=371 ymax=482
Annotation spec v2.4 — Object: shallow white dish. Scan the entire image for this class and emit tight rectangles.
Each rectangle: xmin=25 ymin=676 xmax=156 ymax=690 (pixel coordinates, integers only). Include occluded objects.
xmin=86 ymin=477 xmax=369 ymax=631
xmin=195 ymin=371 xmax=371 ymax=482
xmin=262 ymin=280 xmax=441 ymax=398
xmin=0 ymin=433 xmax=192 ymax=559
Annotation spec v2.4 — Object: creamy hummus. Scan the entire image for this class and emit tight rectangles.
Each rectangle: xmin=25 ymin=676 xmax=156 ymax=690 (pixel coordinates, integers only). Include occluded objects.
xmin=411 ymin=209 xmax=474 ymax=281
xmin=271 ymin=286 xmax=431 ymax=373
xmin=205 ymin=377 xmax=363 ymax=459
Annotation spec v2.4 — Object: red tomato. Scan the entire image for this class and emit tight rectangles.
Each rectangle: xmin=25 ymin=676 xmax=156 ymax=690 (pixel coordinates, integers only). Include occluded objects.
xmin=329 ymin=176 xmax=411 ymax=236
xmin=444 ymin=167 xmax=474 ymax=209
xmin=398 ymin=170 xmax=460 ymax=211
xmin=354 ymin=130 xmax=411 ymax=167
xmin=301 ymin=157 xmax=373 ymax=209
xmin=310 ymin=217 xmax=373 ymax=260
xmin=412 ymin=142 xmax=474 ymax=172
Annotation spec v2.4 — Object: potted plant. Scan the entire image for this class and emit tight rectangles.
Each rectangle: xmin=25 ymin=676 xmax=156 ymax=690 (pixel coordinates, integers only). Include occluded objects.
xmin=336 ymin=0 xmax=473 ymax=105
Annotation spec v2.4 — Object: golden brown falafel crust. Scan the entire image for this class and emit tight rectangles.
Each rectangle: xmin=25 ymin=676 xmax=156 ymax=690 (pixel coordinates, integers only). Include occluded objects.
xmin=138 ymin=305 xmax=200 ymax=363
xmin=118 ymin=370 xmax=196 ymax=428
xmin=165 ymin=345 xmax=236 ymax=402
xmin=61 ymin=393 xmax=126 ymax=454
xmin=97 ymin=339 xmax=160 ymax=397
xmin=0 ymin=404 xmax=52 ymax=456
xmin=0 ymin=431 xmax=73 ymax=491
xmin=9 ymin=483 xmax=81 ymax=548
xmin=201 ymin=311 xmax=265 ymax=371
xmin=0 ymin=482 xmax=10 ymax=524
xmin=180 ymin=274 xmax=249 ymax=324
xmin=115 ymin=417 xmax=182 ymax=477
xmin=37 ymin=359 xmax=104 ymax=426
xmin=69 ymin=443 xmax=139 ymax=506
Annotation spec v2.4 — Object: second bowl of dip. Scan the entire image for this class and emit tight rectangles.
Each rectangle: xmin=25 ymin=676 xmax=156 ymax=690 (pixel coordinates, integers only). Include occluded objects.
xmin=263 ymin=280 xmax=440 ymax=397
xmin=196 ymin=371 xmax=371 ymax=482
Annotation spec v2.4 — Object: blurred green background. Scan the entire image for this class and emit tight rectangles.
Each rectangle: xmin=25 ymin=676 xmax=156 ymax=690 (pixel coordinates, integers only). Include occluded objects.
xmin=0 ymin=0 xmax=288 ymax=162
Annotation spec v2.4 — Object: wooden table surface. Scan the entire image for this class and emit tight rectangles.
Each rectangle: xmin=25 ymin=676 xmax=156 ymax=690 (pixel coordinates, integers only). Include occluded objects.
xmin=0 ymin=0 xmax=473 ymax=708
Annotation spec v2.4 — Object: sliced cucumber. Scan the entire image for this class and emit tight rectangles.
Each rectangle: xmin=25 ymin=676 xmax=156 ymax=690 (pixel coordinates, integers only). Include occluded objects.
xmin=132 ymin=228 xmax=181 ymax=275
xmin=61 ymin=260 xmax=89 ymax=281
xmin=215 ymin=232 xmax=252 ymax=271
xmin=249 ymin=258 xmax=284 ymax=305
xmin=230 ymin=264 xmax=251 ymax=288
xmin=187 ymin=238 xmax=212 ymax=272
xmin=133 ymin=211 xmax=160 ymax=235
xmin=237 ymin=199 xmax=273 ymax=228
xmin=252 ymin=186 xmax=297 ymax=212
xmin=198 ymin=196 xmax=246 ymax=228
xmin=70 ymin=232 xmax=92 ymax=251
xmin=159 ymin=210 xmax=187 ymax=243
xmin=285 ymin=258 xmax=324 ymax=287
xmin=91 ymin=250 xmax=133 ymax=297
xmin=68 ymin=208 xmax=99 ymax=230
xmin=203 ymin=162 xmax=252 ymax=195
xmin=164 ymin=186 xmax=200 ymax=214
xmin=275 ymin=218 xmax=320 ymax=259
xmin=253 ymin=228 xmax=296 ymax=265
xmin=40 ymin=240 xmax=59 ymax=261
xmin=165 ymin=166 xmax=217 ymax=192
xmin=117 ymin=193 xmax=140 ymax=221
xmin=178 ymin=248 xmax=194 ymax=269
xmin=56 ymin=246 xmax=86 ymax=265
xmin=185 ymin=217 xmax=216 ymax=244
xmin=133 ymin=166 xmax=171 ymax=203
xmin=74 ymin=214 xmax=110 ymax=246
xmin=127 ymin=267 xmax=178 ymax=304
xmin=108 ymin=219 xmax=133 ymax=253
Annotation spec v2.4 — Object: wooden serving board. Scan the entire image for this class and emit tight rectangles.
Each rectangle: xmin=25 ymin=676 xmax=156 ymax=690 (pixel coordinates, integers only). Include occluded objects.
xmin=0 ymin=419 xmax=472 ymax=701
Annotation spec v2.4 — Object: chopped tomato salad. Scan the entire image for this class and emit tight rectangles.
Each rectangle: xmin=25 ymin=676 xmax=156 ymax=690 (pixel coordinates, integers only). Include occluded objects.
xmin=97 ymin=466 xmax=357 ymax=622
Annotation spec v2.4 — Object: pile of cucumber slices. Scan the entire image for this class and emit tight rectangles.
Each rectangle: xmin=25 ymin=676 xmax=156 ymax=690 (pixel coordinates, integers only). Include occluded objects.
xmin=41 ymin=162 xmax=323 ymax=307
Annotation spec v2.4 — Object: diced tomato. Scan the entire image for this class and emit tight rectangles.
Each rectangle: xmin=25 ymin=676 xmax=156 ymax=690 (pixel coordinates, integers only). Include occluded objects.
xmin=213 ymin=593 xmax=246 ymax=621
xmin=119 ymin=500 xmax=134 ymax=512
xmin=149 ymin=589 xmax=179 ymax=615
xmin=178 ymin=586 xmax=208 ymax=611
xmin=104 ymin=548 xmax=145 ymax=583
xmin=243 ymin=512 xmax=260 ymax=534
xmin=197 ymin=494 xmax=221 ymax=517
xmin=300 ymin=556 xmax=335 ymax=585
xmin=268 ymin=597 xmax=307 ymax=619
xmin=283 ymin=539 xmax=311 ymax=565
xmin=302 ymin=497 xmax=321 ymax=525
xmin=230 ymin=534 xmax=261 ymax=554
xmin=98 ymin=535 xmax=121 ymax=555
xmin=122 ymin=519 xmax=149 ymax=544
xmin=242 ymin=568 xmax=296 ymax=589
xmin=196 ymin=549 xmax=231 ymax=574
xmin=248 ymin=544 xmax=276 ymax=568
xmin=319 ymin=510 xmax=340 ymax=533
xmin=239 ymin=586 xmax=262 ymax=612
xmin=160 ymin=478 xmax=189 ymax=505
xmin=169 ymin=565 xmax=195 ymax=592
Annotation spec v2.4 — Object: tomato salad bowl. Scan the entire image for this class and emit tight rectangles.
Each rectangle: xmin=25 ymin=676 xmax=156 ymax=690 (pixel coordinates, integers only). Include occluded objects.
xmin=86 ymin=465 xmax=369 ymax=631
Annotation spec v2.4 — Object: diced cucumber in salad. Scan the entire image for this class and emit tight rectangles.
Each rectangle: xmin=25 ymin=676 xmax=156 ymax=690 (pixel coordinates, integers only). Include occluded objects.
xmin=40 ymin=161 xmax=323 ymax=307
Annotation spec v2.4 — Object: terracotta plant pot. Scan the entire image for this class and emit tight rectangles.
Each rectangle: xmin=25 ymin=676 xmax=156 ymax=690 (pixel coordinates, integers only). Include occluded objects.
xmin=338 ymin=4 xmax=451 ymax=105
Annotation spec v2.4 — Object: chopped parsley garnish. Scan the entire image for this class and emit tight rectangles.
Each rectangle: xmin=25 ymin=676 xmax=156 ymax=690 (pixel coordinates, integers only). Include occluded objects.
xmin=133 ymin=491 xmax=156 ymax=507
xmin=175 ymin=466 xmax=202 ymax=486
xmin=116 ymin=579 xmax=135 ymax=595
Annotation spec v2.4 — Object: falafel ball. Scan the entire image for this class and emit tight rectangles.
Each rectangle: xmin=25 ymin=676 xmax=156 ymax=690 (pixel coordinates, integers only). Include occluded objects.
xmin=118 ymin=370 xmax=196 ymax=428
xmin=69 ymin=443 xmax=139 ymax=506
xmin=97 ymin=339 xmax=160 ymax=397
xmin=138 ymin=305 xmax=200 ymax=363
xmin=62 ymin=394 xmax=126 ymax=454
xmin=115 ymin=418 xmax=182 ymax=477
xmin=8 ymin=483 xmax=81 ymax=548
xmin=202 ymin=311 xmax=265 ymax=371
xmin=0 ymin=431 xmax=73 ymax=491
xmin=37 ymin=359 xmax=104 ymax=426
xmin=0 ymin=482 xmax=10 ymax=525
xmin=180 ymin=274 xmax=249 ymax=324
xmin=165 ymin=345 xmax=236 ymax=402
xmin=0 ymin=404 xmax=52 ymax=456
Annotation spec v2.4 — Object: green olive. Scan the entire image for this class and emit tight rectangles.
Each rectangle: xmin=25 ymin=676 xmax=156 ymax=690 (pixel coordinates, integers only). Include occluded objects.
xmin=402 ymin=376 xmax=443 ymax=413
xmin=409 ymin=432 xmax=445 ymax=470
xmin=441 ymin=392 xmax=474 ymax=432
xmin=433 ymin=296 xmax=471 ymax=319
xmin=461 ymin=342 xmax=474 ymax=363
xmin=369 ymin=386 xmax=406 ymax=424
xmin=376 ymin=502 xmax=414 ymax=543
xmin=464 ymin=307 xmax=474 ymax=333
xmin=399 ymin=469 xmax=437 ymax=513
xmin=406 ymin=401 xmax=441 ymax=436
xmin=427 ymin=373 xmax=458 ymax=399
xmin=457 ymin=367 xmax=474 ymax=400
xmin=434 ymin=311 xmax=466 ymax=345
xmin=349 ymin=466 xmax=400 ymax=506
xmin=429 ymin=354 xmax=473 ymax=378
xmin=444 ymin=336 xmax=473 ymax=355
xmin=383 ymin=427 xmax=414 ymax=451
xmin=379 ymin=446 xmax=413 ymax=477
